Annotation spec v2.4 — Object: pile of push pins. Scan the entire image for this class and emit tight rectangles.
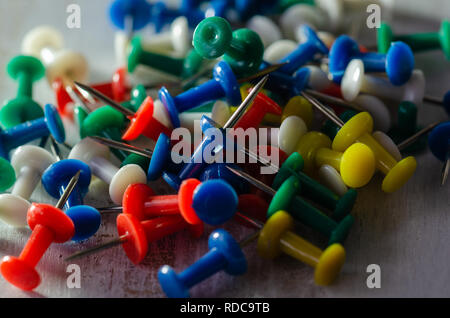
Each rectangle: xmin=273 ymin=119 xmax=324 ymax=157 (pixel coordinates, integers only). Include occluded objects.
xmin=0 ymin=0 xmax=449 ymax=297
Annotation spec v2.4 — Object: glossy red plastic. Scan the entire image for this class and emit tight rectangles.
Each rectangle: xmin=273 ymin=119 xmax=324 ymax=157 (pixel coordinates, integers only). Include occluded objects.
xmin=122 ymin=96 xmax=172 ymax=142
xmin=0 ymin=204 xmax=74 ymax=290
xmin=235 ymin=91 xmax=282 ymax=130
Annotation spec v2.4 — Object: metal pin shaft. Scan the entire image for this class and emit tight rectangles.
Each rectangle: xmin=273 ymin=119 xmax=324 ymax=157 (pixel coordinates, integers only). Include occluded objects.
xmin=55 ymin=170 xmax=81 ymax=210
xmin=65 ymin=234 xmax=129 ymax=261
xmin=74 ymin=81 xmax=135 ymax=117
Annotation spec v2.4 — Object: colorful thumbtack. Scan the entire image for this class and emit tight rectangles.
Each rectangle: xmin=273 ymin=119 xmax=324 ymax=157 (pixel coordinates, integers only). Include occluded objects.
xmin=193 ymin=16 xmax=264 ymax=77
xmin=0 ymin=146 xmax=55 ymax=228
xmin=0 ymin=55 xmax=45 ymax=128
xmin=0 ymin=172 xmax=80 ymax=290
xmin=68 ymin=138 xmax=146 ymax=205
xmin=329 ymin=35 xmax=414 ymax=85
xmin=303 ymin=92 xmax=417 ymax=193
xmin=378 ymin=20 xmax=450 ymax=59
xmin=0 ymin=104 xmax=65 ymax=160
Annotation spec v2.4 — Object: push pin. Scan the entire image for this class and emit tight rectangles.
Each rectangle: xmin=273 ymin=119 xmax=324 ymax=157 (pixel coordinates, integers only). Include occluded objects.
xmin=279 ymin=4 xmax=328 ymax=41
xmin=159 ymin=60 xmax=242 ymax=128
xmin=65 ymin=213 xmax=203 ymax=265
xmin=253 ymin=210 xmax=346 ymax=286
xmin=329 ymin=35 xmax=414 ymax=85
xmin=68 ymin=137 xmax=147 ymax=205
xmin=109 ymin=177 xmax=238 ymax=225
xmin=0 ymin=55 xmax=45 ymax=128
xmin=0 ymin=104 xmax=65 ymax=160
xmin=21 ymin=25 xmax=89 ymax=97
xmin=176 ymin=75 xmax=270 ymax=181
xmin=0 ymin=172 xmax=81 ymax=290
xmin=302 ymin=91 xmax=417 ymax=193
xmin=0 ymin=146 xmax=55 ymax=228
xmin=75 ymin=81 xmax=172 ymax=143
xmin=150 ymin=0 xmax=204 ymax=32
xmin=278 ymin=114 xmax=376 ymax=189
xmin=109 ymin=0 xmax=152 ymax=40
xmin=340 ymin=59 xmax=425 ymax=104
xmin=246 ymin=15 xmax=282 ymax=48
xmin=226 ymin=167 xmax=354 ymax=246
xmin=271 ymin=149 xmax=359 ymax=221
xmin=158 ymin=228 xmax=248 ymax=298
xmin=193 ymin=16 xmax=264 ymax=76
xmin=276 ymin=25 xmax=329 ymax=75
xmin=378 ymin=20 xmax=450 ymax=59
xmin=41 ymin=144 xmax=101 ymax=242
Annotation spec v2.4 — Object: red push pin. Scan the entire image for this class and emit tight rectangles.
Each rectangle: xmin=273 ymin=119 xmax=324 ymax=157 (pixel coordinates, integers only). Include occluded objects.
xmin=66 ymin=213 xmax=203 ymax=265
xmin=54 ymin=67 xmax=131 ymax=118
xmin=234 ymin=90 xmax=282 ymax=130
xmin=74 ymin=81 xmax=172 ymax=142
xmin=0 ymin=172 xmax=80 ymax=291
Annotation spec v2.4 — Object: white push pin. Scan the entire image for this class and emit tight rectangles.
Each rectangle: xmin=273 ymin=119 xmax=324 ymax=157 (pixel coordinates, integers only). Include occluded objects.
xmin=263 ymin=40 xmax=298 ymax=63
xmin=115 ymin=16 xmax=191 ymax=65
xmin=0 ymin=146 xmax=56 ymax=227
xmin=68 ymin=138 xmax=146 ymax=205
xmin=341 ymin=59 xmax=425 ymax=105
xmin=246 ymin=15 xmax=282 ymax=48
xmin=22 ymin=26 xmax=89 ymax=86
xmin=279 ymin=4 xmax=328 ymax=41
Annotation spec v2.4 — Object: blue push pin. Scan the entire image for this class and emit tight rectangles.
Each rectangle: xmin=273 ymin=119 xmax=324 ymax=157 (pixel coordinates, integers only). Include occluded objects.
xmin=192 ymin=179 xmax=238 ymax=225
xmin=428 ymin=121 xmax=450 ymax=186
xmin=260 ymin=64 xmax=309 ymax=99
xmin=151 ymin=0 xmax=204 ymax=33
xmin=177 ymin=75 xmax=269 ymax=181
xmin=41 ymin=159 xmax=100 ymax=241
xmin=147 ymin=133 xmax=182 ymax=181
xmin=329 ymin=35 xmax=414 ymax=85
xmin=277 ymin=25 xmax=329 ymax=75
xmin=199 ymin=163 xmax=249 ymax=194
xmin=159 ymin=61 xmax=241 ymax=128
xmin=0 ymin=104 xmax=65 ymax=160
xmin=158 ymin=229 xmax=247 ymax=298
xmin=109 ymin=0 xmax=152 ymax=33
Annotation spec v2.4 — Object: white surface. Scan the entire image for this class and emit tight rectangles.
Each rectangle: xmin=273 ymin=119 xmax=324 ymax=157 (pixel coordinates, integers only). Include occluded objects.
xmin=0 ymin=0 xmax=449 ymax=298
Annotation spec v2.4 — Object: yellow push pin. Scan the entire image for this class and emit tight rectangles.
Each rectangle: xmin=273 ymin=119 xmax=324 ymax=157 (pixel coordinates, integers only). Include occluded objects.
xmin=295 ymin=131 xmax=376 ymax=188
xmin=302 ymin=92 xmax=417 ymax=193
xmin=255 ymin=210 xmax=345 ymax=286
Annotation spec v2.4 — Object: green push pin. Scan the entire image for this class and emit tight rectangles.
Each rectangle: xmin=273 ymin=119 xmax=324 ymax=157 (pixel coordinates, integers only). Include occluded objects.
xmin=0 ymin=157 xmax=16 ymax=191
xmin=0 ymin=55 xmax=45 ymax=128
xmin=378 ymin=20 xmax=450 ymax=59
xmin=389 ymin=101 xmax=427 ymax=154
xmin=272 ymin=152 xmax=357 ymax=222
xmin=193 ymin=16 xmax=264 ymax=77
xmin=79 ymin=106 xmax=128 ymax=161
xmin=268 ymin=175 xmax=355 ymax=246
xmin=128 ymin=36 xmax=206 ymax=80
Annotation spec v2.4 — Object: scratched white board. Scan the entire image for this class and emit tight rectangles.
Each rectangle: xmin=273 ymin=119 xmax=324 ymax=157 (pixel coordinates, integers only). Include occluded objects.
xmin=0 ymin=0 xmax=449 ymax=298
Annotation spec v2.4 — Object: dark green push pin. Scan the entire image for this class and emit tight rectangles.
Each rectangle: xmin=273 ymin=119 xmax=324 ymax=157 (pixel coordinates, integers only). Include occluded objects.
xmin=193 ymin=16 xmax=264 ymax=77
xmin=79 ymin=105 xmax=128 ymax=162
xmin=269 ymin=175 xmax=354 ymax=246
xmin=378 ymin=20 xmax=450 ymax=59
xmin=128 ymin=36 xmax=206 ymax=80
xmin=389 ymin=101 xmax=427 ymax=154
xmin=272 ymin=152 xmax=357 ymax=222
xmin=1 ymin=55 xmax=45 ymax=128
xmin=0 ymin=157 xmax=16 ymax=191
xmin=121 ymin=84 xmax=147 ymax=113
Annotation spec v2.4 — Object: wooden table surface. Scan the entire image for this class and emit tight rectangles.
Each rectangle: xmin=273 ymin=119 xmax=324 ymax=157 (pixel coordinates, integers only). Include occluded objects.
xmin=0 ymin=0 xmax=449 ymax=298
